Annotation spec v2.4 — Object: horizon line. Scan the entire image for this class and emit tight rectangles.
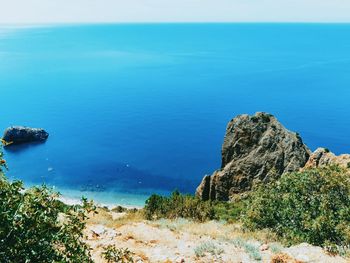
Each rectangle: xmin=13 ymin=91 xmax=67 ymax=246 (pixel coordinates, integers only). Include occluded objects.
xmin=1 ymin=21 xmax=350 ymax=27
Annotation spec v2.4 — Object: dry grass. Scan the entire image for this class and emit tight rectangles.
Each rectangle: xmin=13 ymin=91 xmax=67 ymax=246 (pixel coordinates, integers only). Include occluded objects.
xmin=89 ymin=206 xmax=278 ymax=247
xmin=190 ymin=222 xmax=240 ymax=241
xmin=151 ymin=218 xmax=278 ymax=245
xmin=270 ymin=253 xmax=305 ymax=263
xmin=123 ymin=233 xmax=135 ymax=241
xmin=271 ymin=253 xmax=294 ymax=263
xmin=87 ymin=207 xmax=144 ymax=228
xmin=84 ymin=210 xmax=348 ymax=263
xmin=137 ymin=252 xmax=149 ymax=262
xmin=111 ymin=210 xmax=144 ymax=228
xmin=238 ymin=228 xmax=280 ymax=244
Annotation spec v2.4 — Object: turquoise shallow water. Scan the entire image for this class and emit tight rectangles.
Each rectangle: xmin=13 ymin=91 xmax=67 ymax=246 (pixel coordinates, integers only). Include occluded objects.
xmin=1 ymin=23 xmax=350 ymax=206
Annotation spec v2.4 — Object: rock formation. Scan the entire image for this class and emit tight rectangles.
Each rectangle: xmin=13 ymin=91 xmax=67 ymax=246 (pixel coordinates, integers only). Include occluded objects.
xmin=196 ymin=112 xmax=310 ymax=201
xmin=304 ymin=147 xmax=350 ymax=169
xmin=2 ymin=126 xmax=49 ymax=146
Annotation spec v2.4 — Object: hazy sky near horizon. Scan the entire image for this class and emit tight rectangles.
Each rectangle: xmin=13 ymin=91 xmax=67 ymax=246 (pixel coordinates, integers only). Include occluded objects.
xmin=1 ymin=0 xmax=350 ymax=24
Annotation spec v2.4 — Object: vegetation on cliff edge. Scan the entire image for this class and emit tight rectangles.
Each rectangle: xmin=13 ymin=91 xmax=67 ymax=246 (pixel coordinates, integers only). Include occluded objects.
xmin=145 ymin=166 xmax=350 ymax=253
xmin=0 ymin=149 xmax=95 ymax=262
xmin=243 ymin=165 xmax=350 ymax=251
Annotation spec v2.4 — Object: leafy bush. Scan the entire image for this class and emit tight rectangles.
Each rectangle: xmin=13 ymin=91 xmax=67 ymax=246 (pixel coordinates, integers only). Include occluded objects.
xmin=243 ymin=166 xmax=350 ymax=249
xmin=102 ymin=245 xmax=134 ymax=263
xmin=212 ymin=199 xmax=246 ymax=222
xmin=0 ymin=149 xmax=95 ymax=262
xmin=144 ymin=190 xmax=247 ymax=223
xmin=144 ymin=190 xmax=216 ymax=222
xmin=111 ymin=205 xmax=127 ymax=213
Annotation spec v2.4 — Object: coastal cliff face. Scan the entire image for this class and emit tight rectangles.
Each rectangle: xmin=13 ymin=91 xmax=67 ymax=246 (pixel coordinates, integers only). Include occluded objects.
xmin=196 ymin=112 xmax=311 ymax=201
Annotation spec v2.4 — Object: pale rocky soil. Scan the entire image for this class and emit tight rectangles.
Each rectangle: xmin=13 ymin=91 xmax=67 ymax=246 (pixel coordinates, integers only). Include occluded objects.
xmin=84 ymin=209 xmax=348 ymax=263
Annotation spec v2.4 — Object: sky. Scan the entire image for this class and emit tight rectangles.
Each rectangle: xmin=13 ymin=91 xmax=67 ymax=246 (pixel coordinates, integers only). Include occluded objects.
xmin=0 ymin=0 xmax=350 ymax=24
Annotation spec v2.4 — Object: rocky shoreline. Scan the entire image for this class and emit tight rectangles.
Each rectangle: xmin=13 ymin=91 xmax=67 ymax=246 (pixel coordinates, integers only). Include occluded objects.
xmin=196 ymin=112 xmax=350 ymax=201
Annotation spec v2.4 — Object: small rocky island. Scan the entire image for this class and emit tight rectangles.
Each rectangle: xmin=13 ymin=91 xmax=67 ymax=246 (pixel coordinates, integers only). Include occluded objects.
xmin=196 ymin=112 xmax=350 ymax=201
xmin=2 ymin=126 xmax=49 ymax=146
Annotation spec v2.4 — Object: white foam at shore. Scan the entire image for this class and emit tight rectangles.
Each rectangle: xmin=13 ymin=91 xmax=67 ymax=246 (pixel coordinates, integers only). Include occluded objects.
xmin=21 ymin=182 xmax=155 ymax=209
xmin=57 ymin=188 xmax=147 ymax=209
xmin=58 ymin=195 xmax=143 ymax=209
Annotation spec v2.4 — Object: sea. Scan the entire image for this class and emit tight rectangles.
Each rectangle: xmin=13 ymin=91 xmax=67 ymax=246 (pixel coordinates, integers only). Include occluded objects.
xmin=0 ymin=23 xmax=349 ymax=206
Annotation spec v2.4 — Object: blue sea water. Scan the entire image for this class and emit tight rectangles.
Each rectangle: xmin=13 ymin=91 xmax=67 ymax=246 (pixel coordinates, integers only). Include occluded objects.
xmin=0 ymin=23 xmax=350 ymax=206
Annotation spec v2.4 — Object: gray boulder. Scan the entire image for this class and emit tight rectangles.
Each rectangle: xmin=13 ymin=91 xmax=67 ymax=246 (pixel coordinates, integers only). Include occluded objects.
xmin=196 ymin=112 xmax=310 ymax=201
xmin=2 ymin=126 xmax=49 ymax=146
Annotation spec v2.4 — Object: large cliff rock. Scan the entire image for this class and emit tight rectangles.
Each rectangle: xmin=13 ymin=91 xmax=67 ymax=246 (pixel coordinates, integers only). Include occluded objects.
xmin=2 ymin=126 xmax=49 ymax=146
xmin=304 ymin=147 xmax=350 ymax=169
xmin=196 ymin=112 xmax=311 ymax=201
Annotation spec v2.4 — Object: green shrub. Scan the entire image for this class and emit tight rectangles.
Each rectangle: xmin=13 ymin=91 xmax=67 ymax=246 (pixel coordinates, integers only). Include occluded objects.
xmin=0 ymin=148 xmax=95 ymax=262
xmin=212 ymin=199 xmax=246 ymax=222
xmin=144 ymin=190 xmax=246 ymax=223
xmin=102 ymin=245 xmax=134 ymax=263
xmin=231 ymin=238 xmax=262 ymax=261
xmin=243 ymin=166 xmax=350 ymax=249
xmin=269 ymin=243 xmax=284 ymax=254
xmin=111 ymin=205 xmax=127 ymax=213
xmin=194 ymin=241 xmax=224 ymax=258
xmin=155 ymin=218 xmax=191 ymax=231
xmin=144 ymin=190 xmax=216 ymax=222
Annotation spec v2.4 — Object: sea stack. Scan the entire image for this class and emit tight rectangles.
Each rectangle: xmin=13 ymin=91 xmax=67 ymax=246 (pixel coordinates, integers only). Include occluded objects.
xmin=196 ymin=112 xmax=310 ymax=201
xmin=2 ymin=126 xmax=49 ymax=146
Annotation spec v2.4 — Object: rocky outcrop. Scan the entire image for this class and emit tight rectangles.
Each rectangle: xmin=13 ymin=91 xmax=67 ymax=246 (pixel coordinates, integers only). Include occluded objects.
xmin=304 ymin=147 xmax=350 ymax=169
xmin=196 ymin=112 xmax=310 ymax=201
xmin=2 ymin=126 xmax=49 ymax=146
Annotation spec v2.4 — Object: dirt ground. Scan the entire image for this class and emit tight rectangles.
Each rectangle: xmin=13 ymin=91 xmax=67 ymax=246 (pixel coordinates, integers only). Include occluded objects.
xmin=84 ymin=209 xmax=348 ymax=263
